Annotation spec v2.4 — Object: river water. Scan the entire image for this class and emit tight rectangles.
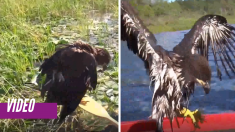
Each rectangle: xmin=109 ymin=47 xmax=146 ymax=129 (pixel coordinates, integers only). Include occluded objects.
xmin=121 ymin=26 xmax=235 ymax=121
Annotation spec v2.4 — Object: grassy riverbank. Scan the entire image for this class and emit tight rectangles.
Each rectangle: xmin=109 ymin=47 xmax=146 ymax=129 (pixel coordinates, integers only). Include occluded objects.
xmin=129 ymin=0 xmax=235 ymax=33
xmin=0 ymin=0 xmax=118 ymax=131
xmin=142 ymin=13 xmax=235 ymax=33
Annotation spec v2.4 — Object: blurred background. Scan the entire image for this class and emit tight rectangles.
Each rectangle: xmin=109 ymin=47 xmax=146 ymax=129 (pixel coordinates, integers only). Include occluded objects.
xmin=124 ymin=0 xmax=235 ymax=33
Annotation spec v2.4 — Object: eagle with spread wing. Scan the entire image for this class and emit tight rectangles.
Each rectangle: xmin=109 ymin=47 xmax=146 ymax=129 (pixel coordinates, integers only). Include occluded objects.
xmin=39 ymin=41 xmax=111 ymax=124
xmin=121 ymin=1 xmax=235 ymax=132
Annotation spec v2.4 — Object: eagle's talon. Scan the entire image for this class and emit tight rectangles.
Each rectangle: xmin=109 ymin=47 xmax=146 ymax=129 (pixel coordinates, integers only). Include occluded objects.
xmin=179 ymin=108 xmax=199 ymax=124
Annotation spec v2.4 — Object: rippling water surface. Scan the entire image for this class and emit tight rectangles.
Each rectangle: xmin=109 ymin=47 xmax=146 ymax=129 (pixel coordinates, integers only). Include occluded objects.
xmin=121 ymin=26 xmax=235 ymax=121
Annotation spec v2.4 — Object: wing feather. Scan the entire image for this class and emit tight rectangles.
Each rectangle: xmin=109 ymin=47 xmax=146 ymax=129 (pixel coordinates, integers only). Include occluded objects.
xmin=121 ymin=1 xmax=183 ymax=130
xmin=176 ymin=15 xmax=235 ymax=79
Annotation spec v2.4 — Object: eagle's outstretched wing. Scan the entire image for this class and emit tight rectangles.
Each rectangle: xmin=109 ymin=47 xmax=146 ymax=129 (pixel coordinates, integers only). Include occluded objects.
xmin=174 ymin=15 xmax=235 ymax=79
xmin=121 ymin=1 xmax=183 ymax=130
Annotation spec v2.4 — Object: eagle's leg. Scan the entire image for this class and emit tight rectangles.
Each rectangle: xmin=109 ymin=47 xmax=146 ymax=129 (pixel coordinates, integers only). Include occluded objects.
xmin=149 ymin=113 xmax=164 ymax=132
xmin=156 ymin=117 xmax=164 ymax=132
xmin=57 ymin=99 xmax=80 ymax=124
xmin=179 ymin=89 xmax=200 ymax=125
xmin=179 ymin=108 xmax=198 ymax=123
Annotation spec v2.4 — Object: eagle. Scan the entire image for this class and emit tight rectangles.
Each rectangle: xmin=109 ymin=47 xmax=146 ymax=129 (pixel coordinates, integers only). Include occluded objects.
xmin=121 ymin=1 xmax=235 ymax=132
xmin=39 ymin=41 xmax=111 ymax=124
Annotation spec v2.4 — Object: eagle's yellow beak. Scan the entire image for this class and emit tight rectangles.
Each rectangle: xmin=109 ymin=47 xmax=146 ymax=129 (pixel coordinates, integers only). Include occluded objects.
xmin=196 ymin=78 xmax=210 ymax=94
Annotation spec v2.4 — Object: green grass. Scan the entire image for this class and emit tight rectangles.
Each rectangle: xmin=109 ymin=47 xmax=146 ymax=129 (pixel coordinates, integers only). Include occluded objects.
xmin=141 ymin=12 xmax=235 ymax=34
xmin=0 ymin=0 xmax=118 ymax=131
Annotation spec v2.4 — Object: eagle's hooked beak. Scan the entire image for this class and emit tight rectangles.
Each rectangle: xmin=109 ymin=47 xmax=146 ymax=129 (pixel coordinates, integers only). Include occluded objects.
xmin=196 ymin=78 xmax=210 ymax=94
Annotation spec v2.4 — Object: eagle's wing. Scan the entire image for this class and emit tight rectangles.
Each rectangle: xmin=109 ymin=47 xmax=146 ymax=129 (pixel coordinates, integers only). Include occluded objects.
xmin=39 ymin=48 xmax=65 ymax=99
xmin=55 ymin=41 xmax=96 ymax=54
xmin=63 ymin=48 xmax=98 ymax=91
xmin=39 ymin=48 xmax=64 ymax=76
xmin=39 ymin=46 xmax=97 ymax=100
xmin=86 ymin=57 xmax=98 ymax=91
xmin=176 ymin=15 xmax=235 ymax=79
xmin=121 ymin=1 xmax=183 ymax=130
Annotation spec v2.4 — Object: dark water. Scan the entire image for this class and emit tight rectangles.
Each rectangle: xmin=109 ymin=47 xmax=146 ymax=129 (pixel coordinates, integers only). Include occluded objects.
xmin=121 ymin=26 xmax=235 ymax=122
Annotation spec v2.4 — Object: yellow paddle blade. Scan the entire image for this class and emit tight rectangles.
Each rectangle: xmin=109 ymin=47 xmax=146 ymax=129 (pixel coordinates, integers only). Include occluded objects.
xmin=79 ymin=96 xmax=118 ymax=128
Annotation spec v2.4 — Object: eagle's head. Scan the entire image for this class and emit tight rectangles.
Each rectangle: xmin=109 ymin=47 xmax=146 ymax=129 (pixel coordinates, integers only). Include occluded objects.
xmin=181 ymin=54 xmax=211 ymax=94
xmin=94 ymin=47 xmax=111 ymax=67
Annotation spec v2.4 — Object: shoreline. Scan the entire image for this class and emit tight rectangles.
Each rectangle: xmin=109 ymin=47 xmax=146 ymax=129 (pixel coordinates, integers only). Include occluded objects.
xmin=141 ymin=15 xmax=235 ymax=34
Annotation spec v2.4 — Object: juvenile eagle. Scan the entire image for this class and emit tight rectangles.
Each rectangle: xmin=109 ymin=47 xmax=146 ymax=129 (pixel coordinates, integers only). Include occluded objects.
xmin=121 ymin=1 xmax=235 ymax=132
xmin=39 ymin=41 xmax=111 ymax=124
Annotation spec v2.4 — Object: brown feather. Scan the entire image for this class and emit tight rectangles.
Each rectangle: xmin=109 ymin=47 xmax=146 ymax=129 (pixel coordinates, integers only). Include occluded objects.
xmin=39 ymin=43 xmax=98 ymax=124
xmin=56 ymin=40 xmax=111 ymax=71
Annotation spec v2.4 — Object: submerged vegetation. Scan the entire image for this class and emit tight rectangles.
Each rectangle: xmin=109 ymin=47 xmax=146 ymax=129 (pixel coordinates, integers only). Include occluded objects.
xmin=129 ymin=0 xmax=235 ymax=33
xmin=0 ymin=0 xmax=118 ymax=131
